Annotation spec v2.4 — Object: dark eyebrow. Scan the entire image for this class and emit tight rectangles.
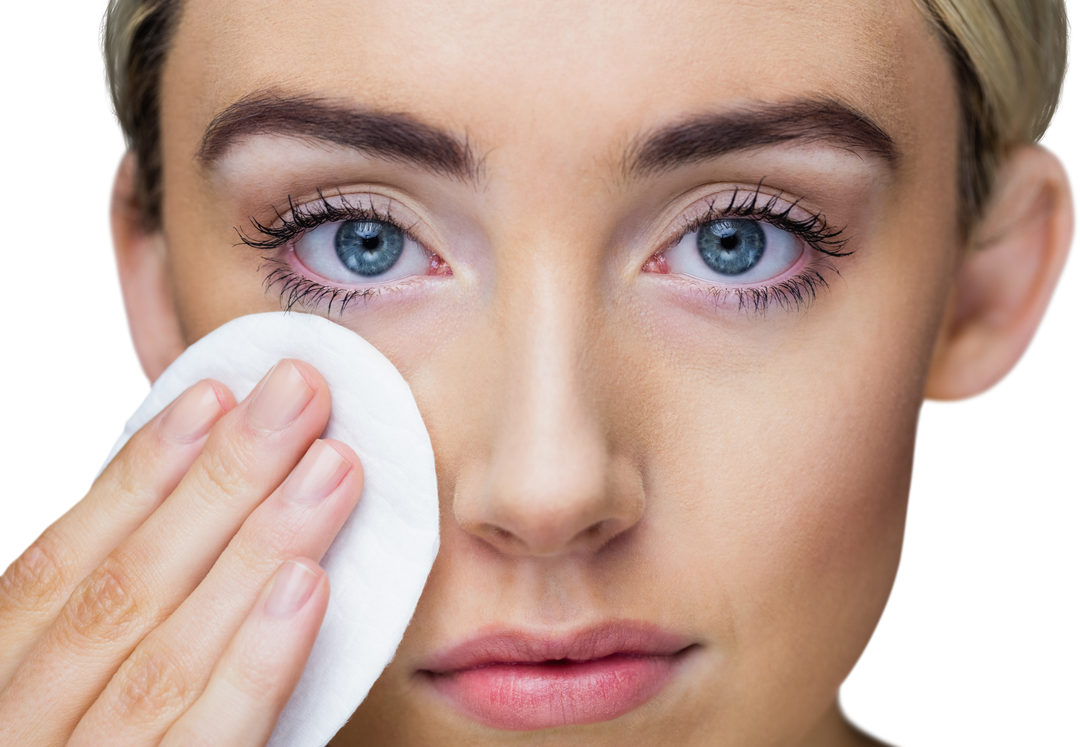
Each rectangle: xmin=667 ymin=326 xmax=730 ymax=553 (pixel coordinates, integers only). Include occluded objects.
xmin=197 ymin=91 xmax=479 ymax=180
xmin=625 ymin=99 xmax=900 ymax=178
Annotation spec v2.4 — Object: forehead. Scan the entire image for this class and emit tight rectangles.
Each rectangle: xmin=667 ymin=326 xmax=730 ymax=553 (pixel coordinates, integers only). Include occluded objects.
xmin=166 ymin=0 xmax=931 ymax=158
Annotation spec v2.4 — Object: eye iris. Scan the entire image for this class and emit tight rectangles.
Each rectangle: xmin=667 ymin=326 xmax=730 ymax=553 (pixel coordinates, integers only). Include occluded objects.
xmin=334 ymin=220 xmax=405 ymax=276
xmin=696 ymin=219 xmax=766 ymax=276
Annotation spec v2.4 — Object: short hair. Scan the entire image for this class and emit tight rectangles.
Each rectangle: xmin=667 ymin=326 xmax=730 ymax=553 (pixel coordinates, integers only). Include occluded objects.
xmin=102 ymin=0 xmax=1068 ymax=234
xmin=917 ymin=0 xmax=1068 ymax=232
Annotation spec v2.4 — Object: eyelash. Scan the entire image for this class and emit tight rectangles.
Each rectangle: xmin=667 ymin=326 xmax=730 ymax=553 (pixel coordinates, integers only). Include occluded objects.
xmin=236 ymin=191 xmax=429 ymax=314
xmin=679 ymin=184 xmax=851 ymax=257
xmin=237 ymin=184 xmax=852 ymax=315
xmin=237 ymin=190 xmax=421 ymax=251
xmin=661 ymin=184 xmax=852 ymax=313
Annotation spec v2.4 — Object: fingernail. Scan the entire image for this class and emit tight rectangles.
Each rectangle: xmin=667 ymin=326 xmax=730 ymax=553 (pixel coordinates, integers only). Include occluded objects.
xmin=282 ymin=440 xmax=351 ymax=504
xmin=265 ymin=560 xmax=319 ymax=618
xmin=161 ymin=381 xmax=224 ymax=443
xmin=248 ymin=361 xmax=314 ymax=431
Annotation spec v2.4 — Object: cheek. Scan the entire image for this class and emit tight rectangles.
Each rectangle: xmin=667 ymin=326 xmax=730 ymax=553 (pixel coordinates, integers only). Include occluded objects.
xmin=717 ymin=382 xmax=916 ymax=636
xmin=623 ymin=234 xmax=948 ymax=730
xmin=651 ymin=336 xmax=920 ymax=612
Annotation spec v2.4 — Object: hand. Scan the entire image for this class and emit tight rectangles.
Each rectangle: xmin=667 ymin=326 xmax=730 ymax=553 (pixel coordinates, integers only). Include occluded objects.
xmin=0 ymin=360 xmax=364 ymax=746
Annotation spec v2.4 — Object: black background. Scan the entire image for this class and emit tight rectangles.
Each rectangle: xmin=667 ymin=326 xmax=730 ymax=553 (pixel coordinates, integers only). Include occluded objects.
xmin=4 ymin=2 xmax=1075 ymax=742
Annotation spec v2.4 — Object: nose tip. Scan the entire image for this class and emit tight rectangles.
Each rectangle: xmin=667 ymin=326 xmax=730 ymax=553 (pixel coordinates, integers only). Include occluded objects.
xmin=461 ymin=426 xmax=645 ymax=557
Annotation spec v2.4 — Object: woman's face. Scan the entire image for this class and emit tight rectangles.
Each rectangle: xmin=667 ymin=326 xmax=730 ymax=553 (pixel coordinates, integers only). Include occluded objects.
xmin=152 ymin=0 xmax=961 ymax=743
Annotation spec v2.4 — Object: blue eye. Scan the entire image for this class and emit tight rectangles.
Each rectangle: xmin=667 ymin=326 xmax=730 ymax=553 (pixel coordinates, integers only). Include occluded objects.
xmin=335 ymin=220 xmax=405 ymax=276
xmin=664 ymin=218 xmax=804 ymax=284
xmin=293 ymin=217 xmax=431 ymax=284
xmin=697 ymin=219 xmax=766 ymax=276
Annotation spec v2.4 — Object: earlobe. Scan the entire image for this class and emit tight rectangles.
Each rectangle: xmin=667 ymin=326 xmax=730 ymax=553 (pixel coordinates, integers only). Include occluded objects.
xmin=925 ymin=145 xmax=1073 ymax=400
xmin=111 ymin=152 xmax=187 ymax=382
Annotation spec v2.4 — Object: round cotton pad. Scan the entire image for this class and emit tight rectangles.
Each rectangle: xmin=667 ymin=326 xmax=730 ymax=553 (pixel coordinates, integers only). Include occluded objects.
xmin=101 ymin=312 xmax=440 ymax=747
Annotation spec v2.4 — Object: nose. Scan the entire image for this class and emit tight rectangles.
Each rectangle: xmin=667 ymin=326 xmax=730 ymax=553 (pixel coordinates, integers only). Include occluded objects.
xmin=453 ymin=273 xmax=645 ymax=557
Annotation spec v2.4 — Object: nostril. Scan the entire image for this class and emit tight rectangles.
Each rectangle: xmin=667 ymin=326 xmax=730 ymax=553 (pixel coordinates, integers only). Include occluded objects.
xmin=582 ymin=522 xmax=605 ymax=539
xmin=487 ymin=525 xmax=515 ymax=543
xmin=474 ymin=516 xmax=631 ymax=557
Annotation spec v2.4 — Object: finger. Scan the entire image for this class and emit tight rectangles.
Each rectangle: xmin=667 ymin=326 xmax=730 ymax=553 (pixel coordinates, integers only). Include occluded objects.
xmin=0 ymin=360 xmax=327 ymax=745
xmin=0 ymin=380 xmax=233 ymax=686
xmin=158 ymin=560 xmax=328 ymax=747
xmin=72 ymin=439 xmax=362 ymax=746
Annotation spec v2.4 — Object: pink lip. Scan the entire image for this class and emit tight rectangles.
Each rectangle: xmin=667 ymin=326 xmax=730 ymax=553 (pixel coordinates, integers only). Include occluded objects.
xmin=418 ymin=621 xmax=694 ymax=731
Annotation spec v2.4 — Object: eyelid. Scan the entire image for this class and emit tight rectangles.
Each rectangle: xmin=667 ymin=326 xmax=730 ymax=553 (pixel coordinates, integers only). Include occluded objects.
xmin=651 ymin=183 xmax=851 ymax=261
xmin=237 ymin=188 xmax=439 ymax=255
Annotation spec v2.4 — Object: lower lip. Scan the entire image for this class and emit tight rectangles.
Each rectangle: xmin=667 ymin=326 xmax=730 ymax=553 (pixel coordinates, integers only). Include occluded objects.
xmin=426 ymin=653 xmax=681 ymax=730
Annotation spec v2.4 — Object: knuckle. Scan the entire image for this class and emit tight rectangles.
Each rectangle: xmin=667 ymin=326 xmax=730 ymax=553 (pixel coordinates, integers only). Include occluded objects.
xmin=108 ymin=644 xmax=192 ymax=725
xmin=59 ymin=556 xmax=145 ymax=645
xmin=0 ymin=533 xmax=74 ymax=618
xmin=192 ymin=441 xmax=254 ymax=503
xmin=110 ymin=452 xmax=143 ymax=500
xmin=233 ymin=520 xmax=299 ymax=575
xmin=100 ymin=439 xmax=156 ymax=506
xmin=230 ymin=537 xmax=276 ymax=581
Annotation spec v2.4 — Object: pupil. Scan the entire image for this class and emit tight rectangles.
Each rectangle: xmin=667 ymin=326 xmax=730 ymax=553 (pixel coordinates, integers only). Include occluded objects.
xmin=334 ymin=220 xmax=405 ymax=277
xmin=696 ymin=219 xmax=766 ymax=276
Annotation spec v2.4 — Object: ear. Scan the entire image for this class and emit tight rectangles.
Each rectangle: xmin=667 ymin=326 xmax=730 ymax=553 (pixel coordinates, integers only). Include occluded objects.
xmin=925 ymin=145 xmax=1074 ymax=400
xmin=111 ymin=152 xmax=187 ymax=382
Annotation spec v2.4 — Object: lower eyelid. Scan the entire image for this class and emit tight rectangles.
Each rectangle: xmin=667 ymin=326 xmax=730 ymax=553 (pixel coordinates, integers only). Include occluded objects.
xmin=646 ymin=249 xmax=840 ymax=316
xmin=261 ymin=257 xmax=438 ymax=316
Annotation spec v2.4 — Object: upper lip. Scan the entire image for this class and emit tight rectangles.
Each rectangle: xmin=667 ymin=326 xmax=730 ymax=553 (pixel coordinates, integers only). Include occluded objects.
xmin=418 ymin=620 xmax=695 ymax=674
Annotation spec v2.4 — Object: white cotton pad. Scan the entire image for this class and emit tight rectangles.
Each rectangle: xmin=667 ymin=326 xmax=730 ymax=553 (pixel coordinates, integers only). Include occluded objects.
xmin=101 ymin=312 xmax=439 ymax=747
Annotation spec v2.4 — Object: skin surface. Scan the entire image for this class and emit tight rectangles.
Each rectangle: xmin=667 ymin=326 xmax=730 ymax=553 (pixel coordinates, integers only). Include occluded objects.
xmin=0 ymin=0 xmax=1070 ymax=745
xmin=163 ymin=1 xmax=951 ymax=744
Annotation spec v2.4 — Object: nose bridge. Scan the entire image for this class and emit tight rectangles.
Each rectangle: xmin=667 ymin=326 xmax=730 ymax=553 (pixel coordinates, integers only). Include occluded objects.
xmin=462 ymin=261 xmax=642 ymax=556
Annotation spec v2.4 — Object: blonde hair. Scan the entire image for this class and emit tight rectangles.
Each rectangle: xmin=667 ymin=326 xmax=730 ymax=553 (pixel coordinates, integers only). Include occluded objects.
xmin=916 ymin=0 xmax=1069 ymax=230
xmin=102 ymin=0 xmax=1068 ymax=231
xmin=103 ymin=0 xmax=180 ymax=229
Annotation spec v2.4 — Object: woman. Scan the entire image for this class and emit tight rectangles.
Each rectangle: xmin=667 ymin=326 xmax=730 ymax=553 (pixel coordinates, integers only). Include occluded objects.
xmin=0 ymin=1 xmax=1073 ymax=745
